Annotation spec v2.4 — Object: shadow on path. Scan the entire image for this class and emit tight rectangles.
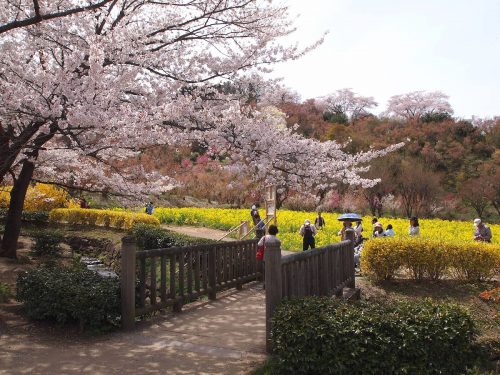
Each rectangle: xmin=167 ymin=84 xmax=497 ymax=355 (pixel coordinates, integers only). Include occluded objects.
xmin=0 ymin=283 xmax=266 ymax=375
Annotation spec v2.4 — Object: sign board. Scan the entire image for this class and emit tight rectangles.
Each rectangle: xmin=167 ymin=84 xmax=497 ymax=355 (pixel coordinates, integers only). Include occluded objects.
xmin=265 ymin=185 xmax=277 ymax=226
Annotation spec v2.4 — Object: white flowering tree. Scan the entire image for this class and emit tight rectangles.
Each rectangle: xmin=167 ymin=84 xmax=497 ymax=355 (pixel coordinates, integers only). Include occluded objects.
xmin=384 ymin=91 xmax=454 ymax=121
xmin=318 ymin=88 xmax=378 ymax=122
xmin=0 ymin=1 xmax=400 ymax=258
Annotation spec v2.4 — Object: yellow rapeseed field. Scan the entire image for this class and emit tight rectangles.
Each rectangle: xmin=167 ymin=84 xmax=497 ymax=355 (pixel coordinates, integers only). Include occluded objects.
xmin=154 ymin=207 xmax=500 ymax=251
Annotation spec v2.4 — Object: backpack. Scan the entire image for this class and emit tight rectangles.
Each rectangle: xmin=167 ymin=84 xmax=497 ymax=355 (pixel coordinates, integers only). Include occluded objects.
xmin=304 ymin=225 xmax=313 ymax=237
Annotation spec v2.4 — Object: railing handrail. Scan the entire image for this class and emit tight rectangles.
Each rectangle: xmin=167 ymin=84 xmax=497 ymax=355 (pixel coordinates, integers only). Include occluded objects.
xmin=240 ymin=216 xmax=274 ymax=240
xmin=217 ymin=221 xmax=247 ymax=241
xmin=136 ymin=238 xmax=258 ymax=259
xmin=280 ymin=240 xmax=351 ymax=265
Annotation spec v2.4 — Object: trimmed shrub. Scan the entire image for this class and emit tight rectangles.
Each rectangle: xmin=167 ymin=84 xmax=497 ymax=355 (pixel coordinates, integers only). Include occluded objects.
xmin=0 ymin=183 xmax=72 ymax=212
xmin=272 ymin=297 xmax=479 ymax=375
xmin=31 ymin=231 xmax=64 ymax=256
xmin=49 ymin=208 xmax=159 ymax=230
xmin=362 ymin=237 xmax=500 ymax=281
xmin=0 ymin=209 xmax=49 ymax=223
xmin=450 ymin=244 xmax=500 ymax=281
xmin=133 ymin=224 xmax=214 ymax=250
xmin=17 ymin=265 xmax=120 ymax=330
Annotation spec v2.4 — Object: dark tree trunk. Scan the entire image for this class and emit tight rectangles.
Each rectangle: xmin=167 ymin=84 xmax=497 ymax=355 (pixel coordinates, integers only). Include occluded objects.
xmin=0 ymin=160 xmax=35 ymax=258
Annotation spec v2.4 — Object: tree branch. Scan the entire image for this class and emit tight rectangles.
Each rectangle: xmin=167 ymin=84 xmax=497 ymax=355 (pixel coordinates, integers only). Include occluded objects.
xmin=0 ymin=0 xmax=114 ymax=34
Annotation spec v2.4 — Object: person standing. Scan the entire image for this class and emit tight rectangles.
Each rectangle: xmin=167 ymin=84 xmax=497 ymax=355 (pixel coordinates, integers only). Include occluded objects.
xmin=255 ymin=219 xmax=266 ymax=240
xmin=145 ymin=202 xmax=154 ymax=215
xmin=473 ymin=218 xmax=492 ymax=242
xmin=409 ymin=217 xmax=420 ymax=236
xmin=341 ymin=221 xmax=354 ymax=241
xmin=250 ymin=205 xmax=261 ymax=226
xmin=314 ymin=212 xmax=325 ymax=229
xmin=354 ymin=219 xmax=363 ymax=238
xmin=299 ymin=219 xmax=317 ymax=251
xmin=257 ymin=225 xmax=280 ymax=288
xmin=257 ymin=224 xmax=279 ymax=248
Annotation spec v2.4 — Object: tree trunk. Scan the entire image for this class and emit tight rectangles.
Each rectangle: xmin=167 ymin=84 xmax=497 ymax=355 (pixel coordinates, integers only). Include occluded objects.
xmin=0 ymin=160 xmax=35 ymax=258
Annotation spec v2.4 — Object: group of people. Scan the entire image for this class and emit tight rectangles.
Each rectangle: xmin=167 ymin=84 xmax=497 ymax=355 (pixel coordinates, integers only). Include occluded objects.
xmin=294 ymin=213 xmax=494 ymax=252
xmin=370 ymin=217 xmax=419 ymax=238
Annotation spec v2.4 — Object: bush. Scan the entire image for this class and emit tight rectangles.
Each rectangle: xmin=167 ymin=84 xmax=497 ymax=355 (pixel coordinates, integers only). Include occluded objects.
xmin=133 ymin=224 xmax=213 ymax=250
xmin=0 ymin=209 xmax=49 ymax=223
xmin=0 ymin=183 xmax=72 ymax=212
xmin=450 ymin=244 xmax=500 ymax=281
xmin=49 ymin=208 xmax=159 ymax=230
xmin=31 ymin=231 xmax=64 ymax=256
xmin=362 ymin=237 xmax=500 ymax=281
xmin=272 ymin=297 xmax=479 ymax=375
xmin=0 ymin=282 xmax=13 ymax=303
xmin=17 ymin=265 xmax=120 ymax=330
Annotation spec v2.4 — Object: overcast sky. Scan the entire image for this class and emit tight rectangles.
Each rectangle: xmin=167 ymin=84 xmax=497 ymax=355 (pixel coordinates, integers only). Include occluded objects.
xmin=271 ymin=0 xmax=500 ymax=118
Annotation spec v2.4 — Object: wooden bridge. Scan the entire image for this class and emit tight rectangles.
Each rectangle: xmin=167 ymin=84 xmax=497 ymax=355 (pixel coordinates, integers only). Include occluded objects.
xmin=120 ymin=232 xmax=356 ymax=353
xmin=0 ymin=231 xmax=357 ymax=374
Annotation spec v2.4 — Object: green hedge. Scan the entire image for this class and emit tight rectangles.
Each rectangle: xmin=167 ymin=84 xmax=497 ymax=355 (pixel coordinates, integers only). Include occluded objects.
xmin=17 ymin=265 xmax=120 ymax=330
xmin=133 ymin=224 xmax=214 ymax=250
xmin=271 ymin=297 xmax=479 ymax=375
xmin=31 ymin=230 xmax=64 ymax=256
xmin=0 ymin=209 xmax=49 ymax=223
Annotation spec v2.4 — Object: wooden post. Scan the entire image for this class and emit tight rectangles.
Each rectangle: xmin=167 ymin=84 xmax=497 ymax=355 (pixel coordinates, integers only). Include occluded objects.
xmin=265 ymin=237 xmax=282 ymax=353
xmin=208 ymin=247 xmax=217 ymax=300
xmin=121 ymin=235 xmax=136 ymax=330
xmin=238 ymin=220 xmax=249 ymax=240
xmin=344 ymin=228 xmax=356 ymax=288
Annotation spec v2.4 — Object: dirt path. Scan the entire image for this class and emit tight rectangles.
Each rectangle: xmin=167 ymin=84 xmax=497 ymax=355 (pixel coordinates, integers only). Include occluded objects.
xmin=163 ymin=225 xmax=295 ymax=256
xmin=0 ymin=283 xmax=267 ymax=375
xmin=162 ymin=225 xmax=235 ymax=242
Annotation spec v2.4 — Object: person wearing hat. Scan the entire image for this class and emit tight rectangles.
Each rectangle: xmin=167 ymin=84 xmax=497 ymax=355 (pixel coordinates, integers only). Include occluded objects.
xmin=299 ymin=219 xmax=317 ymax=251
xmin=373 ymin=222 xmax=385 ymax=237
xmin=473 ymin=218 xmax=492 ymax=242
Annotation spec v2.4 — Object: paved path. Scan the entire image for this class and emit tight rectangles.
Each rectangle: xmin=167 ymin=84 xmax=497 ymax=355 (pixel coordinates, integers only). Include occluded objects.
xmin=1 ymin=226 xmax=297 ymax=374
xmin=0 ymin=283 xmax=267 ymax=375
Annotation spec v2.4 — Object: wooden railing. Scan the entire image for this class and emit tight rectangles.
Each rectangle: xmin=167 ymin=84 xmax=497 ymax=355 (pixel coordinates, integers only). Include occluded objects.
xmin=280 ymin=240 xmax=355 ymax=298
xmin=263 ymin=231 xmax=355 ymax=352
xmin=121 ymin=236 xmax=260 ymax=329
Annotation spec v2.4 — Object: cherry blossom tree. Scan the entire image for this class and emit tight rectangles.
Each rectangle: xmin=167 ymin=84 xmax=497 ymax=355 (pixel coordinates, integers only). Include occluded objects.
xmin=0 ymin=1 xmax=400 ymax=258
xmin=385 ymin=91 xmax=454 ymax=121
xmin=0 ymin=0 xmax=113 ymax=34
xmin=318 ymin=88 xmax=378 ymax=122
